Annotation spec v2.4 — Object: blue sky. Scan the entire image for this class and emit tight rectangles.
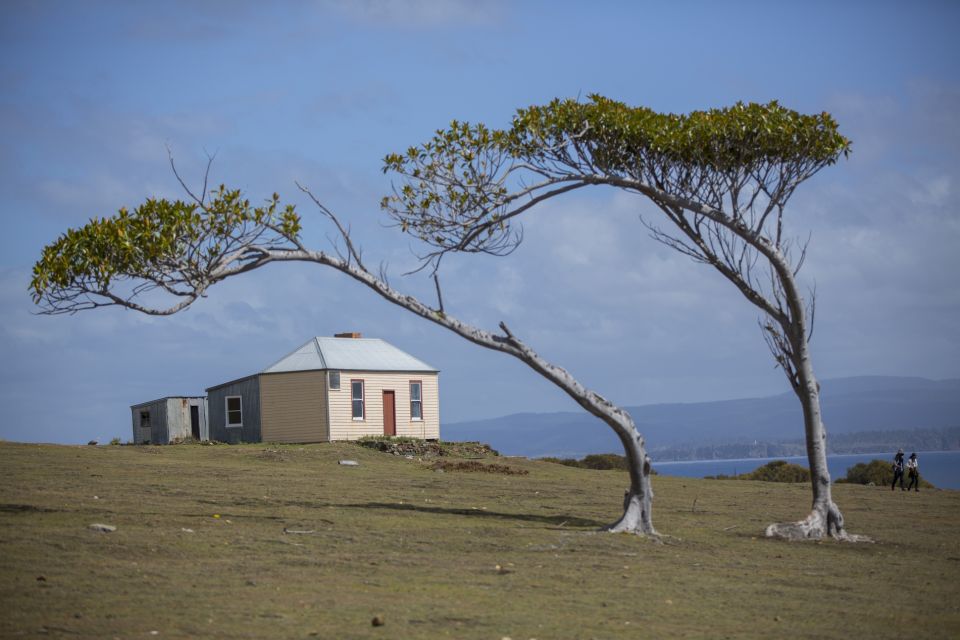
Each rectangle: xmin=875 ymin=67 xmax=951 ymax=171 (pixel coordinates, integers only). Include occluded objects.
xmin=1 ymin=1 xmax=958 ymax=444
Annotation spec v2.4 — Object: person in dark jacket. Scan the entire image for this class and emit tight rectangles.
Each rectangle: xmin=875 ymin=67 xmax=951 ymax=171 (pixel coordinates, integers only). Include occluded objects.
xmin=906 ymin=452 xmax=920 ymax=492
xmin=892 ymin=449 xmax=905 ymax=491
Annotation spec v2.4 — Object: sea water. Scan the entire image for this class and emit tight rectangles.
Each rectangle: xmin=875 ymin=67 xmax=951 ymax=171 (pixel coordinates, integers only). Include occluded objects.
xmin=653 ymin=450 xmax=960 ymax=490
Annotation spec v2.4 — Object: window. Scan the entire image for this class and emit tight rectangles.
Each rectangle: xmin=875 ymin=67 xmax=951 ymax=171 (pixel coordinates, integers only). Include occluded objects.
xmin=226 ymin=396 xmax=243 ymax=427
xmin=410 ymin=381 xmax=422 ymax=420
xmin=351 ymin=380 xmax=364 ymax=420
xmin=329 ymin=371 xmax=340 ymax=390
xmin=139 ymin=410 xmax=151 ymax=429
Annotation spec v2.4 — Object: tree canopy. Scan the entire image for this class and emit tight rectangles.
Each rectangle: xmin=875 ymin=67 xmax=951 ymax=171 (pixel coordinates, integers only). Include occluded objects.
xmin=31 ymin=187 xmax=300 ymax=315
xmin=382 ymin=96 xmax=850 ymax=267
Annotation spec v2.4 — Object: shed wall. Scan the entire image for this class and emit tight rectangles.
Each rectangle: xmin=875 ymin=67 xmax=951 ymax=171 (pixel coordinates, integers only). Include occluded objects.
xmin=130 ymin=400 xmax=167 ymax=444
xmin=260 ymin=371 xmax=329 ymax=443
xmin=166 ymin=398 xmax=190 ymax=441
xmin=164 ymin=397 xmax=209 ymax=442
xmin=328 ymin=371 xmax=439 ymax=440
xmin=208 ymin=376 xmax=261 ymax=443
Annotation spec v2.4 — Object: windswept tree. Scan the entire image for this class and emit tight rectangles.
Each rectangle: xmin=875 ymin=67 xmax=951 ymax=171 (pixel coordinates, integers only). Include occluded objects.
xmin=31 ymin=166 xmax=658 ymax=536
xmin=380 ymin=96 xmax=865 ymax=541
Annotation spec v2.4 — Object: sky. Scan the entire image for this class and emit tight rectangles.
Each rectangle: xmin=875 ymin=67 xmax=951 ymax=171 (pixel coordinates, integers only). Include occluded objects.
xmin=1 ymin=0 xmax=958 ymax=444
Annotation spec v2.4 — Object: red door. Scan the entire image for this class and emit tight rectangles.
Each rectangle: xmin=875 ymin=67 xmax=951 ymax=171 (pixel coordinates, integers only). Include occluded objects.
xmin=382 ymin=391 xmax=396 ymax=436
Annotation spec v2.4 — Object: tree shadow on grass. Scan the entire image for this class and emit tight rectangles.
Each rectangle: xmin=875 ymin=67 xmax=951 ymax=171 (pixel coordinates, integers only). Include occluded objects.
xmin=342 ymin=502 xmax=606 ymax=529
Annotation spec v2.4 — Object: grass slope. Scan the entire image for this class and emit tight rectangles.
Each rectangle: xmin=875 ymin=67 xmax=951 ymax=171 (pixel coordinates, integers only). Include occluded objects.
xmin=1 ymin=442 xmax=958 ymax=639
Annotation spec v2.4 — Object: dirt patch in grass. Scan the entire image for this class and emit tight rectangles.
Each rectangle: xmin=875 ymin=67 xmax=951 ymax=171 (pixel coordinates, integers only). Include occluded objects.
xmin=255 ymin=448 xmax=291 ymax=462
xmin=430 ymin=459 xmax=529 ymax=475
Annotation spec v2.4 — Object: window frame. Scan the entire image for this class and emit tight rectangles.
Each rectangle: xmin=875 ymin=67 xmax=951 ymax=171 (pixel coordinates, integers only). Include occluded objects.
xmin=225 ymin=395 xmax=243 ymax=428
xmin=329 ymin=370 xmax=341 ymax=390
xmin=409 ymin=380 xmax=423 ymax=421
xmin=139 ymin=410 xmax=151 ymax=429
xmin=351 ymin=379 xmax=365 ymax=421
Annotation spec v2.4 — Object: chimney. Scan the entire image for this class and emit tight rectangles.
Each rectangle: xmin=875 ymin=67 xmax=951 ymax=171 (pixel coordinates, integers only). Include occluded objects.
xmin=334 ymin=332 xmax=362 ymax=339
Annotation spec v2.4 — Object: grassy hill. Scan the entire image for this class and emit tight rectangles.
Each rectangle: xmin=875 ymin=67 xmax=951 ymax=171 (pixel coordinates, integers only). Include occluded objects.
xmin=1 ymin=441 xmax=958 ymax=639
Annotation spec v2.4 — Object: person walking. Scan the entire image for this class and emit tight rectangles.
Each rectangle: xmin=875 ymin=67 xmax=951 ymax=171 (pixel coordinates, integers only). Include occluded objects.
xmin=906 ymin=452 xmax=920 ymax=492
xmin=892 ymin=448 xmax=905 ymax=491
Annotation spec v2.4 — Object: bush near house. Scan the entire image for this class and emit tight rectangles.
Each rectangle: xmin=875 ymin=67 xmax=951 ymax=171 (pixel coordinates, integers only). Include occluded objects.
xmin=837 ymin=459 xmax=935 ymax=489
xmin=355 ymin=436 xmax=498 ymax=458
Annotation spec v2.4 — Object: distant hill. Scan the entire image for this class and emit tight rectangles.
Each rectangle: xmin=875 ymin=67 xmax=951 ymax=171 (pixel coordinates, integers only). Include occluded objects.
xmin=443 ymin=376 xmax=960 ymax=458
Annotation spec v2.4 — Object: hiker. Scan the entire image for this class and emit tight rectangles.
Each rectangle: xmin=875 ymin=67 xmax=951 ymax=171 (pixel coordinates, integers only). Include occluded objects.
xmin=892 ymin=448 xmax=905 ymax=491
xmin=906 ymin=452 xmax=920 ymax=492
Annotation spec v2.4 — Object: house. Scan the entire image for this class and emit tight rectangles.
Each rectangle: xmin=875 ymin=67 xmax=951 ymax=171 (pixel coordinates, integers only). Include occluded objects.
xmin=205 ymin=334 xmax=439 ymax=444
xmin=130 ymin=397 xmax=209 ymax=444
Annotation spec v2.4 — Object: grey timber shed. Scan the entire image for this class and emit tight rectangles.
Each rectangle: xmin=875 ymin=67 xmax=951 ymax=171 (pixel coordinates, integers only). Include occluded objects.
xmin=205 ymin=335 xmax=439 ymax=444
xmin=206 ymin=375 xmax=261 ymax=444
xmin=130 ymin=397 xmax=209 ymax=444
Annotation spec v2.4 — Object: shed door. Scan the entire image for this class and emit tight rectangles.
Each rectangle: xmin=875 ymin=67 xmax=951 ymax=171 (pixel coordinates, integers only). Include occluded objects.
xmin=382 ymin=391 xmax=396 ymax=436
xmin=190 ymin=405 xmax=200 ymax=440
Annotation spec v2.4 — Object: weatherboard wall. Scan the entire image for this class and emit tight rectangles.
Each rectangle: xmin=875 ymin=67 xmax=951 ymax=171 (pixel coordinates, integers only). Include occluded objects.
xmin=328 ymin=371 xmax=439 ymax=440
xmin=260 ymin=371 xmax=329 ymax=443
xmin=130 ymin=399 xmax=168 ymax=444
xmin=207 ymin=376 xmax=261 ymax=444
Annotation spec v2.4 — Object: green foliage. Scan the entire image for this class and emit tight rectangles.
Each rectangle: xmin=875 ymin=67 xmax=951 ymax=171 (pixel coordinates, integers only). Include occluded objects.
xmin=508 ymin=96 xmax=851 ymax=174
xmin=580 ymin=453 xmax=631 ymax=471
xmin=381 ymin=95 xmax=851 ymax=258
xmin=837 ymin=459 xmax=893 ymax=486
xmin=540 ymin=453 xmax=656 ymax=473
xmin=109 ymin=437 xmax=122 ymax=446
xmin=381 ymin=121 xmax=512 ymax=239
xmin=742 ymin=460 xmax=810 ymax=483
xmin=30 ymin=186 xmax=301 ymax=313
xmin=540 ymin=456 xmax=584 ymax=468
xmin=707 ymin=460 xmax=810 ymax=483
xmin=838 ymin=459 xmax=935 ymax=489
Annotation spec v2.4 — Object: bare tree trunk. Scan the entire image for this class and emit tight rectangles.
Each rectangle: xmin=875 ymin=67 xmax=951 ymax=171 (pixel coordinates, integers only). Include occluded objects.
xmin=606 ymin=424 xmax=656 ymax=534
xmin=764 ymin=343 xmax=845 ymax=540
xmin=553 ymin=387 xmax=655 ymax=534
xmin=762 ymin=265 xmax=869 ymax=542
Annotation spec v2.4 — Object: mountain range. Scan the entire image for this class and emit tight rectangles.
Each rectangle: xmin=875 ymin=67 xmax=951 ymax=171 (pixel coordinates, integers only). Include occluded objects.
xmin=443 ymin=376 xmax=960 ymax=459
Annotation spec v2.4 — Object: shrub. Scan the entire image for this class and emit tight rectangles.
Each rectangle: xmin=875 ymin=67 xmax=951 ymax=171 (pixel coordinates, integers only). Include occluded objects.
xmin=838 ymin=459 xmax=934 ymax=488
xmin=741 ymin=460 xmax=810 ymax=482
xmin=109 ymin=437 xmax=122 ymax=446
xmin=539 ymin=457 xmax=582 ymax=467
xmin=357 ymin=435 xmax=420 ymax=444
xmin=706 ymin=460 xmax=810 ymax=483
xmin=540 ymin=453 xmax=656 ymax=474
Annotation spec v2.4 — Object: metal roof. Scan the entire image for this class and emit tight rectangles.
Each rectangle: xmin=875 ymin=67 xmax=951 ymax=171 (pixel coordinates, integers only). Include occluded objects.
xmin=130 ymin=396 xmax=206 ymax=409
xmin=262 ymin=337 xmax=437 ymax=374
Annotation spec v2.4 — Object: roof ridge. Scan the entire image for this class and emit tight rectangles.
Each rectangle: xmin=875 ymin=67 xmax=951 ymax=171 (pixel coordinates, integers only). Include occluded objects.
xmin=312 ymin=337 xmax=327 ymax=369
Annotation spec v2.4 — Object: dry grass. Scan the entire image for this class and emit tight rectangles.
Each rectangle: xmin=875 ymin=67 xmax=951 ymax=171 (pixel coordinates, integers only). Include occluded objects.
xmin=1 ymin=441 xmax=958 ymax=639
